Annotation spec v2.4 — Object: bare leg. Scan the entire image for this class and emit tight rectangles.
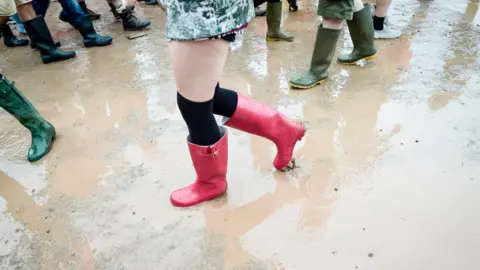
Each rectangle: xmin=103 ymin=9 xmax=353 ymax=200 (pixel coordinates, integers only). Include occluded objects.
xmin=373 ymin=0 xmax=400 ymax=38
xmin=375 ymin=0 xmax=392 ymax=17
xmin=169 ymin=40 xmax=229 ymax=102
xmin=16 ymin=2 xmax=37 ymax=21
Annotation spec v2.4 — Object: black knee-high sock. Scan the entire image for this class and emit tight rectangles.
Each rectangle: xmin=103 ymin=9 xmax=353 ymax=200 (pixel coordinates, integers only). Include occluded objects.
xmin=212 ymin=83 xmax=238 ymax=118
xmin=177 ymin=92 xmax=221 ymax=146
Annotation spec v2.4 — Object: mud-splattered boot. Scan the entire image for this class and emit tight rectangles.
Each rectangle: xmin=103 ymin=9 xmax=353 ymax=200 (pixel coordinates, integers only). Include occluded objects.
xmin=23 ymin=17 xmax=76 ymax=64
xmin=337 ymin=7 xmax=377 ymax=65
xmin=0 ymin=74 xmax=56 ymax=162
xmin=266 ymin=2 xmax=294 ymax=42
xmin=223 ymin=94 xmax=305 ymax=170
xmin=79 ymin=2 xmax=101 ymax=20
xmin=1 ymin=23 xmax=29 ymax=47
xmin=119 ymin=8 xmax=150 ymax=31
xmin=170 ymin=127 xmax=228 ymax=207
xmin=289 ymin=27 xmax=340 ymax=89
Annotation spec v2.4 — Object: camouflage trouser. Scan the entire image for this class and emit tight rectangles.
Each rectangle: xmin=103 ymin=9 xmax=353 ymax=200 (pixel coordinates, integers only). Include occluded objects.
xmin=0 ymin=0 xmax=32 ymax=16
xmin=318 ymin=0 xmax=355 ymax=20
xmin=160 ymin=0 xmax=255 ymax=41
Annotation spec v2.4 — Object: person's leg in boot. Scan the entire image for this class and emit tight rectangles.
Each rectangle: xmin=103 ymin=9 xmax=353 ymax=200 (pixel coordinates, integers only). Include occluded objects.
xmin=169 ymin=39 xmax=230 ymax=207
xmin=31 ymin=0 xmax=62 ymax=49
xmin=337 ymin=0 xmax=377 ymax=65
xmin=0 ymin=1 xmax=29 ymax=46
xmin=10 ymin=13 xmax=26 ymax=34
xmin=107 ymin=0 xmax=149 ymax=31
xmin=266 ymin=0 xmax=294 ymax=42
xmin=0 ymin=74 xmax=56 ymax=162
xmin=373 ymin=0 xmax=400 ymax=39
xmin=19 ymin=2 xmax=76 ymax=64
xmin=108 ymin=2 xmax=133 ymax=20
xmin=1 ymin=18 xmax=29 ymax=47
xmin=77 ymin=0 xmax=100 ymax=20
xmin=56 ymin=0 xmax=112 ymax=47
xmin=289 ymin=0 xmax=346 ymax=89
xmin=213 ymin=83 xmax=306 ymax=170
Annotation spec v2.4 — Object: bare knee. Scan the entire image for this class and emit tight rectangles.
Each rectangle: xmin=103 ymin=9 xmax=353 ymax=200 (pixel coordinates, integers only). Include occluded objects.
xmin=322 ymin=17 xmax=344 ymax=30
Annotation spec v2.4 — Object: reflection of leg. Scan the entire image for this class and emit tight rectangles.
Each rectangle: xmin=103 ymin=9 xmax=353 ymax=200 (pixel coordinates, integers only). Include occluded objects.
xmin=373 ymin=0 xmax=400 ymax=39
xmin=0 ymin=74 xmax=56 ymax=162
xmin=337 ymin=0 xmax=377 ymax=65
xmin=266 ymin=0 xmax=294 ymax=42
xmin=107 ymin=0 xmax=150 ymax=31
xmin=169 ymin=40 xmax=230 ymax=207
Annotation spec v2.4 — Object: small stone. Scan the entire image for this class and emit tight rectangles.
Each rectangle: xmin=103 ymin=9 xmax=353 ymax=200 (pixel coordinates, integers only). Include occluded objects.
xmin=334 ymin=187 xmax=338 ymax=192
xmin=4 ymin=240 xmax=8 ymax=244
xmin=46 ymin=230 xmax=51 ymax=234
xmin=332 ymin=251 xmax=337 ymax=255
xmin=363 ymin=228 xmax=366 ymax=231
xmin=132 ymin=212 xmax=136 ymax=215
xmin=368 ymin=253 xmax=374 ymax=258
xmin=415 ymin=140 xmax=419 ymax=143
xmin=400 ymin=142 xmax=404 ymax=145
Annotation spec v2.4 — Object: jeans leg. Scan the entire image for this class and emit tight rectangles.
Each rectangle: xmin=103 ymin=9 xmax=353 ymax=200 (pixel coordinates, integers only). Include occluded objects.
xmin=10 ymin=13 xmax=26 ymax=34
xmin=56 ymin=0 xmax=87 ymax=26
xmin=32 ymin=0 xmax=51 ymax=17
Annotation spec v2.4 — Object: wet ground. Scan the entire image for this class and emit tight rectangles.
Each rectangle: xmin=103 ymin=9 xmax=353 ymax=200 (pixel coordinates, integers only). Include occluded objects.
xmin=1 ymin=0 xmax=480 ymax=269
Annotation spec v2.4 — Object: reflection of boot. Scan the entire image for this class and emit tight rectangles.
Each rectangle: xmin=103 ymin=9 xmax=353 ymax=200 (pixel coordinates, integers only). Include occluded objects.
xmin=266 ymin=2 xmax=294 ymax=42
xmin=119 ymin=8 xmax=151 ymax=31
xmin=338 ymin=7 xmax=377 ymax=65
xmin=75 ymin=19 xmax=113 ymax=47
xmin=223 ymin=94 xmax=305 ymax=170
xmin=0 ymin=74 xmax=56 ymax=162
xmin=1 ymin=23 xmax=29 ymax=47
xmin=79 ymin=2 xmax=101 ymax=20
xmin=109 ymin=4 xmax=135 ymax=20
xmin=287 ymin=0 xmax=298 ymax=12
xmin=290 ymin=27 xmax=340 ymax=89
xmin=170 ymin=127 xmax=228 ymax=207
xmin=23 ymin=17 xmax=76 ymax=64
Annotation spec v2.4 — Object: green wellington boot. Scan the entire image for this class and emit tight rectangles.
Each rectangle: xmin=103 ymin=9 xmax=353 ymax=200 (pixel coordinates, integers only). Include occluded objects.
xmin=266 ymin=2 xmax=294 ymax=42
xmin=0 ymin=74 xmax=56 ymax=162
xmin=338 ymin=7 xmax=377 ymax=65
xmin=289 ymin=27 xmax=340 ymax=89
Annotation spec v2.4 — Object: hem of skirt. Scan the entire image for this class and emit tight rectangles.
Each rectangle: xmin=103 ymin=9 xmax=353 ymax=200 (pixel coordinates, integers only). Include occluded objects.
xmin=166 ymin=23 xmax=249 ymax=42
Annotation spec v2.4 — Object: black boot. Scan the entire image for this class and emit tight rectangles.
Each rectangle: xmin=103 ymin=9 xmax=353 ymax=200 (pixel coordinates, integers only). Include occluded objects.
xmin=109 ymin=3 xmax=135 ymax=20
xmin=75 ymin=19 xmax=113 ymax=47
xmin=1 ymin=23 xmax=29 ymax=47
xmin=79 ymin=2 xmax=101 ymax=20
xmin=119 ymin=8 xmax=150 ymax=30
xmin=23 ymin=17 xmax=76 ymax=64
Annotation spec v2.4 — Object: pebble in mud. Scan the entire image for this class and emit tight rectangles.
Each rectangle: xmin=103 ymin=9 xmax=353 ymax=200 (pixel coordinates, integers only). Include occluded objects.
xmin=368 ymin=253 xmax=374 ymax=258
xmin=334 ymin=187 xmax=338 ymax=191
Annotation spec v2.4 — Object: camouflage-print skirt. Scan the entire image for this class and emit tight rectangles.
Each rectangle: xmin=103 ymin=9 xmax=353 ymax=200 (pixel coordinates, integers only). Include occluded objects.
xmin=160 ymin=0 xmax=255 ymax=41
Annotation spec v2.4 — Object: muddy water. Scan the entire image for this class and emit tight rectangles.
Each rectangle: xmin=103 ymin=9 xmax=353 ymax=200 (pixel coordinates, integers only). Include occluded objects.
xmin=1 ymin=0 xmax=480 ymax=269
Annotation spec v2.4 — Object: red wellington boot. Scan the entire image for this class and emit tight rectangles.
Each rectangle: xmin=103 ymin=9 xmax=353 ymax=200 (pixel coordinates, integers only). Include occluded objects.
xmin=170 ymin=127 xmax=228 ymax=207
xmin=223 ymin=93 xmax=305 ymax=170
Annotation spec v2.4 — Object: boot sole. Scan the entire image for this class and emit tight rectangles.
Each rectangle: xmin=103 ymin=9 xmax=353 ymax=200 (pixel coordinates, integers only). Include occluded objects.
xmin=337 ymin=53 xmax=377 ymax=65
xmin=42 ymin=54 xmax=76 ymax=64
xmin=84 ymin=40 xmax=113 ymax=48
xmin=171 ymin=186 xmax=228 ymax=207
xmin=289 ymin=77 xmax=327 ymax=89
xmin=124 ymin=22 xmax=151 ymax=31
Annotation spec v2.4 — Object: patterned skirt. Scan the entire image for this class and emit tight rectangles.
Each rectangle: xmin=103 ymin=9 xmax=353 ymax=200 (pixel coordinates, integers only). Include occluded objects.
xmin=160 ymin=0 xmax=255 ymax=41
